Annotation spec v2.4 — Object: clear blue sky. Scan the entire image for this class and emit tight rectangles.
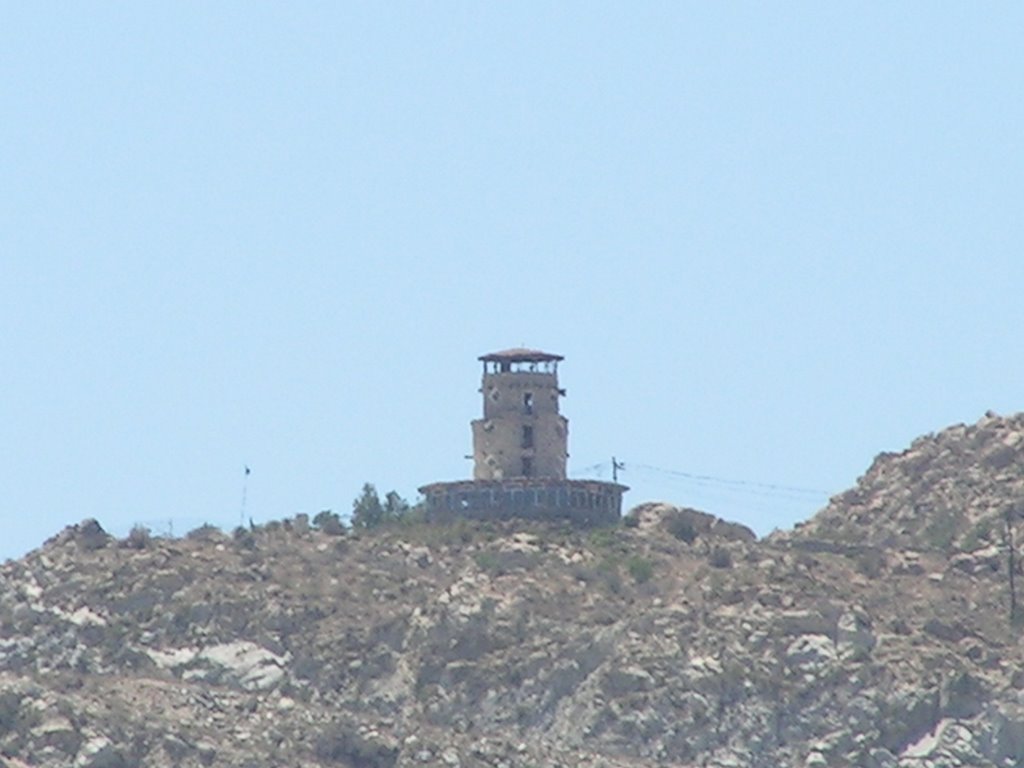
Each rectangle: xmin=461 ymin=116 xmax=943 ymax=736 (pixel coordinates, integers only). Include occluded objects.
xmin=3 ymin=4 xmax=1023 ymax=560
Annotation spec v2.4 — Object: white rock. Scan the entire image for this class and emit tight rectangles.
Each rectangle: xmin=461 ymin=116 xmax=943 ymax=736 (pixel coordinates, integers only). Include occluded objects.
xmin=199 ymin=641 xmax=288 ymax=690
xmin=836 ymin=610 xmax=875 ymax=659
xmin=146 ymin=641 xmax=288 ymax=691
xmin=689 ymin=655 xmax=724 ymax=676
xmin=66 ymin=607 xmax=107 ymax=627
xmin=74 ymin=736 xmax=112 ymax=767
xmin=21 ymin=580 xmax=43 ymax=601
xmin=276 ymin=696 xmax=295 ymax=711
xmin=785 ymin=635 xmax=837 ymax=671
xmin=776 ymin=610 xmax=836 ymax=637
xmin=147 ymin=646 xmax=199 ymax=669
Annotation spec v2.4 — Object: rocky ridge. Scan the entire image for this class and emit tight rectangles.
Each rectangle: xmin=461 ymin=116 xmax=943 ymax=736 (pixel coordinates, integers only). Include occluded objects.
xmin=786 ymin=411 xmax=1024 ymax=553
xmin=3 ymin=415 xmax=1024 ymax=767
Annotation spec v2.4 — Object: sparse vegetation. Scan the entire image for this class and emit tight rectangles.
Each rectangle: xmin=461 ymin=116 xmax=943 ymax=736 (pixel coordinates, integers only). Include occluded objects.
xmin=963 ymin=518 xmax=996 ymax=551
xmin=587 ymin=527 xmax=620 ymax=551
xmin=232 ymin=526 xmax=256 ymax=550
xmin=626 ymin=555 xmax=654 ymax=584
xmin=313 ymin=510 xmax=346 ymax=536
xmin=185 ymin=523 xmax=221 ymax=541
xmin=855 ymin=549 xmax=886 ymax=579
xmin=709 ymin=546 xmax=733 ymax=569
xmin=666 ymin=513 xmax=697 ymax=544
xmin=393 ymin=505 xmax=428 ymax=528
xmin=473 ymin=549 xmax=541 ymax=576
xmin=0 ymin=691 xmax=23 ymax=737
xmin=313 ymin=723 xmax=398 ymax=767
xmin=351 ymin=483 xmax=411 ymax=530
xmin=473 ymin=550 xmax=501 ymax=573
xmin=123 ymin=525 xmax=152 ymax=550
xmin=6 ymin=413 xmax=1024 ymax=768
xmin=923 ymin=510 xmax=960 ymax=552
xmin=596 ymin=557 xmax=624 ymax=594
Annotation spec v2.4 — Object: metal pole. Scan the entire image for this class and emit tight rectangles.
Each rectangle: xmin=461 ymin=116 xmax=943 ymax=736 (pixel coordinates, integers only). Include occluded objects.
xmin=1007 ymin=507 xmax=1017 ymax=626
xmin=240 ymin=466 xmax=250 ymax=529
xmin=612 ymin=457 xmax=624 ymax=483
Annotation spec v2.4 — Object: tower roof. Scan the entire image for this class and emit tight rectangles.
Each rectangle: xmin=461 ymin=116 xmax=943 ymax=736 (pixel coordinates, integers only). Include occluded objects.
xmin=478 ymin=347 xmax=564 ymax=363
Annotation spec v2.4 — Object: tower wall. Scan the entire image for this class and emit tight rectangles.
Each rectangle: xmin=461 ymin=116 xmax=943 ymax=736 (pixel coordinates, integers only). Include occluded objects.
xmin=472 ymin=370 xmax=567 ymax=480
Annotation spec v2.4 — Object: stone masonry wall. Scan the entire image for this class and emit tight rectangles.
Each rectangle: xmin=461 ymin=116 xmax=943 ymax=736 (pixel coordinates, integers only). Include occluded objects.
xmin=472 ymin=371 xmax=567 ymax=480
xmin=420 ymin=479 xmax=625 ymax=527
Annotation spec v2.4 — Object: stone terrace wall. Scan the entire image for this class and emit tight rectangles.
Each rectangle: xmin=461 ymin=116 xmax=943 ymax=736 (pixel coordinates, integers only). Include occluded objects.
xmin=419 ymin=479 xmax=626 ymax=527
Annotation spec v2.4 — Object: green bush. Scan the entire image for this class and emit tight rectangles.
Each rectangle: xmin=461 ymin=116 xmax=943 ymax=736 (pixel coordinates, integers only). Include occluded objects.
xmin=232 ymin=526 xmax=256 ymax=550
xmin=473 ymin=549 xmax=540 ymax=575
xmin=923 ymin=510 xmax=960 ymax=551
xmin=855 ymin=549 xmax=886 ymax=579
xmin=626 ymin=555 xmax=654 ymax=584
xmin=587 ymin=528 xmax=619 ymax=550
xmin=962 ymin=517 xmax=995 ymax=551
xmin=394 ymin=505 xmax=427 ymax=527
xmin=709 ymin=546 xmax=733 ymax=569
xmin=185 ymin=523 xmax=221 ymax=541
xmin=599 ymin=560 xmax=624 ymax=594
xmin=352 ymin=483 xmax=410 ymax=530
xmin=473 ymin=551 xmax=502 ymax=574
xmin=0 ymin=691 xmax=21 ymax=736
xmin=666 ymin=514 xmax=697 ymax=543
xmin=314 ymin=723 xmax=398 ymax=767
xmin=124 ymin=525 xmax=152 ymax=550
xmin=313 ymin=510 xmax=346 ymax=536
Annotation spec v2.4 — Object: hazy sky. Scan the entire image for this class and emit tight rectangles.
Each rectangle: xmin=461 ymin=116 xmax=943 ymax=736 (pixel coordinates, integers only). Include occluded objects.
xmin=3 ymin=4 xmax=1023 ymax=560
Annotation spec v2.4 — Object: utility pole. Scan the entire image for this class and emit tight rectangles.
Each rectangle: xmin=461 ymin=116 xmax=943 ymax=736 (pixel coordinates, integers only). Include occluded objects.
xmin=612 ymin=457 xmax=625 ymax=483
xmin=240 ymin=465 xmax=251 ymax=529
xmin=1006 ymin=505 xmax=1018 ymax=627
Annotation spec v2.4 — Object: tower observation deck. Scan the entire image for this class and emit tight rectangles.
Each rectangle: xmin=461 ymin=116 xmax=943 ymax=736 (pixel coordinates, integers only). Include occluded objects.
xmin=419 ymin=348 xmax=627 ymax=526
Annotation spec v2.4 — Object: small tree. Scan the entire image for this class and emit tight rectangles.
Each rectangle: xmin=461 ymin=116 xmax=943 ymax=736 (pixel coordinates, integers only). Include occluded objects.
xmin=352 ymin=483 xmax=386 ymax=529
xmin=313 ymin=510 xmax=346 ymax=536
xmin=124 ymin=525 xmax=152 ymax=550
xmin=352 ymin=484 xmax=410 ymax=529
xmin=626 ymin=555 xmax=654 ymax=584
xmin=384 ymin=490 xmax=409 ymax=520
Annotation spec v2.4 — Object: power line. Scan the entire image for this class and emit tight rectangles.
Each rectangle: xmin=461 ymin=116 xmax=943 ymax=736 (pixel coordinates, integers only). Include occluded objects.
xmin=633 ymin=463 xmax=829 ymax=497
xmin=573 ymin=459 xmax=830 ymax=501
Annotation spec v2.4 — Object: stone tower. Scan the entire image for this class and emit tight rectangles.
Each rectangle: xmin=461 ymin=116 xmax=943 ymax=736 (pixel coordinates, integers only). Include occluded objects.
xmin=419 ymin=348 xmax=627 ymax=526
xmin=472 ymin=348 xmax=567 ymax=481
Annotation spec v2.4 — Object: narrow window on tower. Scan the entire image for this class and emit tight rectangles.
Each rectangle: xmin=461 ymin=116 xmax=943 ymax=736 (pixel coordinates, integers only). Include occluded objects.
xmin=522 ymin=457 xmax=533 ymax=476
xmin=523 ymin=392 xmax=534 ymax=414
xmin=522 ymin=425 xmax=534 ymax=448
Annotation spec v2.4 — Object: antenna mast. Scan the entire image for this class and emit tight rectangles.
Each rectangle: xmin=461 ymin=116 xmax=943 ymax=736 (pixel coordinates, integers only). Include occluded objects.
xmin=239 ymin=465 xmax=250 ymax=528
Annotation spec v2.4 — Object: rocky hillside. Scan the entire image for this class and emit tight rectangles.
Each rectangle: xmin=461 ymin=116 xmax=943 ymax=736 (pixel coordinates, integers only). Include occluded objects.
xmin=3 ymin=417 xmax=1024 ymax=767
xmin=785 ymin=411 xmax=1024 ymax=553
